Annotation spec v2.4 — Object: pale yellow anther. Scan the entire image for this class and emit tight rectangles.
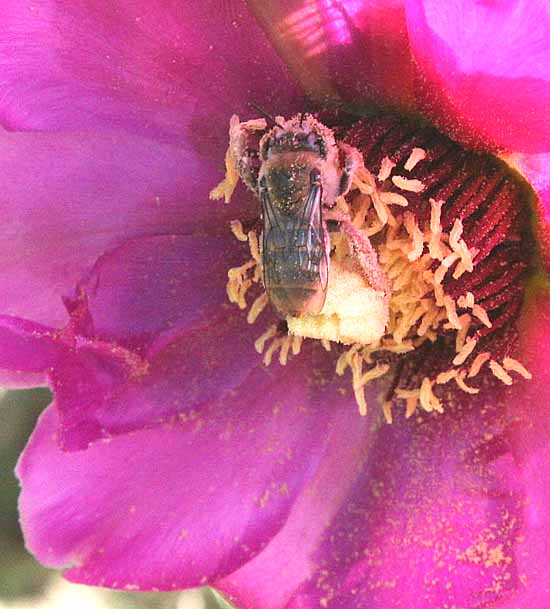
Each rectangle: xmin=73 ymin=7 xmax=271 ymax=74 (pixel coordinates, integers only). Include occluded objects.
xmin=419 ymin=378 xmax=443 ymax=413
xmin=453 ymin=338 xmax=477 ymax=366
xmin=436 ymin=369 xmax=458 ymax=384
xmin=458 ymin=292 xmax=475 ymax=309
xmin=263 ymin=339 xmax=283 ymax=366
xmin=489 ymin=360 xmax=514 ymax=385
xmin=278 ymin=337 xmax=292 ymax=366
xmin=254 ymin=325 xmax=277 ymax=353
xmin=392 ymin=175 xmax=425 ymax=193
xmin=404 ymin=148 xmax=427 ymax=171
xmin=291 ymin=335 xmax=303 ymax=356
xmin=405 ymin=396 xmax=418 ymax=418
xmin=379 ymin=192 xmax=409 ymax=207
xmin=449 ymin=219 xmax=464 ymax=251
xmin=230 ymin=219 xmax=248 ymax=242
xmin=378 ymin=157 xmax=396 ymax=182
xmin=209 ymin=147 xmax=239 ymax=204
xmin=247 ymin=293 xmax=268 ymax=324
xmin=382 ymin=400 xmax=393 ymax=424
xmin=248 ymin=231 xmax=261 ymax=263
xmin=472 ymin=304 xmax=492 ymax=328
xmin=370 ymin=190 xmax=389 ymax=226
xmin=321 ymin=339 xmax=332 ymax=352
xmin=404 ymin=212 xmax=424 ymax=261
xmin=503 ymin=357 xmax=532 ymax=380
xmin=444 ymin=296 xmax=462 ymax=330
xmin=455 ymin=314 xmax=472 ymax=352
xmin=454 ymin=371 xmax=480 ymax=394
xmin=468 ymin=352 xmax=491 ymax=378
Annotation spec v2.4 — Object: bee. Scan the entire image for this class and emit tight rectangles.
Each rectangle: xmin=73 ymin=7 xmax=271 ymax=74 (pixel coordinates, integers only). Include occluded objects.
xmin=230 ymin=113 xmax=363 ymax=317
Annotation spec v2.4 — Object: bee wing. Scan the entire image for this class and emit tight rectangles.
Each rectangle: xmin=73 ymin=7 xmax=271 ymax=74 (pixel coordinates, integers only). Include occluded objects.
xmin=261 ymin=173 xmax=328 ymax=299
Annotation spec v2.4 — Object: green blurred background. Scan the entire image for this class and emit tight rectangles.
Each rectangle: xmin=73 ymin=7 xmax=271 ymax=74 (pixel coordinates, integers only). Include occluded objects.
xmin=0 ymin=389 xmax=231 ymax=609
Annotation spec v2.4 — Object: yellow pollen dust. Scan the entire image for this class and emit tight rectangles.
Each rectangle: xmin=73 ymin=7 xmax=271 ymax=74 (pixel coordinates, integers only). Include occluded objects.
xmin=212 ymin=138 xmax=532 ymax=420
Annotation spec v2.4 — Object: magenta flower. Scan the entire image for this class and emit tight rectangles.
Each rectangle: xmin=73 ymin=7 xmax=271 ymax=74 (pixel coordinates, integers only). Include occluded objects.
xmin=2 ymin=1 xmax=550 ymax=607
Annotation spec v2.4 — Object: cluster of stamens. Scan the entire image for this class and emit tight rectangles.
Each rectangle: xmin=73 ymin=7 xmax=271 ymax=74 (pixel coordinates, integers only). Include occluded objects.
xmin=216 ymin=113 xmax=534 ymax=421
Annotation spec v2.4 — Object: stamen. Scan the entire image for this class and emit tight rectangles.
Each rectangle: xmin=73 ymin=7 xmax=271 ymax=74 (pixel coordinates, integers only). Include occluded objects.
xmin=247 ymin=293 xmax=268 ymax=324
xmin=454 ymin=371 xmax=480 ymax=394
xmin=321 ymin=339 xmax=332 ymax=352
xmin=382 ymin=400 xmax=393 ymax=424
xmin=436 ymin=369 xmax=457 ymax=384
xmin=377 ymin=157 xmax=396 ymax=182
xmin=455 ymin=314 xmax=472 ymax=352
xmin=472 ymin=304 xmax=492 ymax=328
xmin=391 ymin=175 xmax=425 ymax=193
xmin=419 ymin=378 xmax=443 ymax=413
xmin=403 ymin=212 xmax=424 ymax=261
xmin=453 ymin=338 xmax=477 ymax=366
xmin=255 ymin=325 xmax=277 ymax=353
xmin=291 ymin=335 xmax=303 ymax=355
xmin=404 ymin=147 xmax=427 ymax=171
xmin=209 ymin=147 xmax=239 ymax=203
xmin=230 ymin=219 xmax=248 ymax=242
xmin=489 ymin=360 xmax=514 ymax=386
xmin=468 ymin=352 xmax=491 ymax=378
xmin=379 ymin=192 xmax=409 ymax=207
xmin=405 ymin=396 xmax=418 ymax=418
xmin=503 ymin=357 xmax=532 ymax=380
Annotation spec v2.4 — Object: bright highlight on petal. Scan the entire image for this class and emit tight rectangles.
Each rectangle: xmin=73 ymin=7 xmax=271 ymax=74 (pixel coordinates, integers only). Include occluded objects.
xmin=406 ymin=0 xmax=550 ymax=152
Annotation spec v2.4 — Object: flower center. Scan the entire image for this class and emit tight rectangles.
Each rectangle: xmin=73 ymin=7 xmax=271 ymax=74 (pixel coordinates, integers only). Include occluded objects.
xmin=211 ymin=111 xmax=534 ymax=420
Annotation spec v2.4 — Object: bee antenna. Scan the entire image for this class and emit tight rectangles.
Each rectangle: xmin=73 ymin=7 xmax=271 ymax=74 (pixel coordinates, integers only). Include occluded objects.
xmin=249 ymin=102 xmax=285 ymax=129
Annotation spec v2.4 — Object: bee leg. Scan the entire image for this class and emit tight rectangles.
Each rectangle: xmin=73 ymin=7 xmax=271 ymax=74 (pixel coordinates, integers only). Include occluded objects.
xmin=325 ymin=210 xmax=389 ymax=296
xmin=229 ymin=114 xmax=267 ymax=192
xmin=337 ymin=143 xmax=363 ymax=196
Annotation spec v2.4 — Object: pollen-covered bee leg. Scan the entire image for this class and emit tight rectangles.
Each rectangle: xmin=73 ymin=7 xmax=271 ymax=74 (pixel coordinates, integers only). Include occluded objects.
xmin=325 ymin=210 xmax=390 ymax=295
xmin=337 ymin=143 xmax=363 ymax=196
xmin=228 ymin=114 xmax=268 ymax=192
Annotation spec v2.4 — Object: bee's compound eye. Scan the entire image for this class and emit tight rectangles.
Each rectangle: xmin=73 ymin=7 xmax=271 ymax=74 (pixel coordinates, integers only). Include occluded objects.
xmin=305 ymin=132 xmax=327 ymax=158
xmin=306 ymin=132 xmax=320 ymax=148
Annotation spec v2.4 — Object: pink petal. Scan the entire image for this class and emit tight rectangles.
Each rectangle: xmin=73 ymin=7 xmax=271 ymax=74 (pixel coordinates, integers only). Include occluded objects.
xmin=0 ymin=316 xmax=64 ymax=387
xmin=0 ymin=130 xmax=249 ymax=326
xmin=220 ymin=391 xmax=527 ymax=608
xmin=507 ymin=152 xmax=550 ymax=271
xmin=51 ymin=308 xmax=263 ymax=450
xmin=17 ymin=349 xmax=358 ymax=590
xmin=249 ymin=0 xmax=415 ymax=109
xmin=0 ymin=299 xmax=262 ymax=450
xmin=406 ymin=0 xmax=550 ymax=153
xmin=0 ymin=227 xmax=268 ymax=448
xmin=494 ymin=286 xmax=550 ymax=606
xmin=0 ymin=1 xmax=303 ymax=152
xmin=71 ymin=232 xmax=250 ymax=351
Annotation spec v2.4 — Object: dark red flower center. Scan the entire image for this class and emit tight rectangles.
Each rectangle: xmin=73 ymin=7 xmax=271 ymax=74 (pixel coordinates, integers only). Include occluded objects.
xmin=213 ymin=110 xmax=535 ymax=420
xmin=343 ymin=113 xmax=534 ymax=412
